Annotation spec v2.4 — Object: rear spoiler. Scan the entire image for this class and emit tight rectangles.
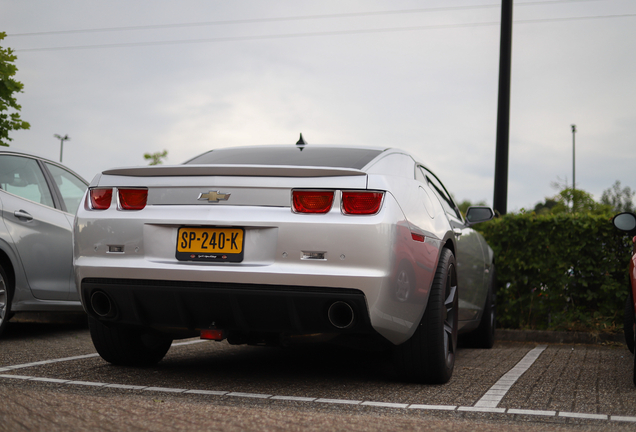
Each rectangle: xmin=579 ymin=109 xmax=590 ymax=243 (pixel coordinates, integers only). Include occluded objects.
xmin=102 ymin=164 xmax=367 ymax=178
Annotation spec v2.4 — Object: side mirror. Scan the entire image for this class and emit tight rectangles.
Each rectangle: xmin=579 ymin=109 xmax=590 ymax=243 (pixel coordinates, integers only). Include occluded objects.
xmin=466 ymin=206 xmax=495 ymax=226
xmin=613 ymin=212 xmax=636 ymax=234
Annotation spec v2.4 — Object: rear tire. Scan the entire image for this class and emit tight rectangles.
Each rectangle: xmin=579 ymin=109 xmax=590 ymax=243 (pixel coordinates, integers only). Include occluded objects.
xmin=88 ymin=316 xmax=172 ymax=366
xmin=393 ymin=248 xmax=458 ymax=384
xmin=469 ymin=265 xmax=497 ymax=349
xmin=624 ymin=291 xmax=635 ymax=354
xmin=0 ymin=264 xmax=13 ymax=337
xmin=633 ymin=331 xmax=636 ymax=387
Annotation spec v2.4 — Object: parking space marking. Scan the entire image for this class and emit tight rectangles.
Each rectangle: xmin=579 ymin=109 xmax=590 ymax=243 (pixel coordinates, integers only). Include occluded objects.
xmin=361 ymin=401 xmax=410 ymax=409
xmin=2 ymin=343 xmax=635 ymax=424
xmin=0 ymin=339 xmax=204 ymax=373
xmin=612 ymin=416 xmax=636 ymax=423
xmin=507 ymin=409 xmax=556 ymax=417
xmin=409 ymin=404 xmax=457 ymax=411
xmin=1 ymin=372 xmax=634 ymax=423
xmin=315 ymin=398 xmax=362 ymax=405
xmin=474 ymin=345 xmax=547 ymax=408
xmin=0 ymin=353 xmax=100 ymax=372
xmin=559 ymin=412 xmax=608 ymax=420
xmin=458 ymin=406 xmax=506 ymax=414
xmin=144 ymin=386 xmax=187 ymax=393
xmin=227 ymin=392 xmax=272 ymax=399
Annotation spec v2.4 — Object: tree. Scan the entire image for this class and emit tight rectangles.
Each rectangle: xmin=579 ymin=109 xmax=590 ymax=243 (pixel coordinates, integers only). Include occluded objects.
xmin=0 ymin=32 xmax=30 ymax=146
xmin=144 ymin=150 xmax=168 ymax=165
xmin=533 ymin=198 xmax=558 ymax=215
xmin=600 ymin=180 xmax=634 ymax=213
xmin=549 ymin=187 xmax=611 ymax=215
xmin=532 ymin=179 xmax=612 ymax=216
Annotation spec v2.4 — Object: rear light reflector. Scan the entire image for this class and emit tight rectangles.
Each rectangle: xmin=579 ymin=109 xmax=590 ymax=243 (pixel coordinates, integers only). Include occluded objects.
xmin=292 ymin=190 xmax=334 ymax=213
xmin=411 ymin=233 xmax=425 ymax=242
xmin=342 ymin=191 xmax=384 ymax=215
xmin=118 ymin=188 xmax=148 ymax=210
xmin=89 ymin=188 xmax=113 ymax=210
xmin=200 ymin=329 xmax=225 ymax=340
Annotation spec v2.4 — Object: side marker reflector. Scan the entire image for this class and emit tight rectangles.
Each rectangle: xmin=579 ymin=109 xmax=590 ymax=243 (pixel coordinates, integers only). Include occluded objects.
xmin=411 ymin=233 xmax=425 ymax=242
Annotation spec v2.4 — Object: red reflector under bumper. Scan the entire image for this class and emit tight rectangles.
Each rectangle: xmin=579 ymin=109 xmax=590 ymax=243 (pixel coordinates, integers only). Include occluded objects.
xmin=200 ymin=329 xmax=225 ymax=340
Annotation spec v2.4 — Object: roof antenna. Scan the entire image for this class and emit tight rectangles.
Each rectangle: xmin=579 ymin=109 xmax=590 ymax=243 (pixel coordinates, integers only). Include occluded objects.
xmin=296 ymin=133 xmax=306 ymax=146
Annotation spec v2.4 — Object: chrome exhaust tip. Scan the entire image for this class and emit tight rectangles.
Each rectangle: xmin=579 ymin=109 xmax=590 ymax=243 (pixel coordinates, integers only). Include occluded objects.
xmin=327 ymin=301 xmax=355 ymax=329
xmin=90 ymin=291 xmax=115 ymax=318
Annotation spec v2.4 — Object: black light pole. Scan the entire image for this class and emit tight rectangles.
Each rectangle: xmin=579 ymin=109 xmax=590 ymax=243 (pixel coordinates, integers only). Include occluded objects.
xmin=571 ymin=124 xmax=576 ymax=190
xmin=571 ymin=124 xmax=576 ymax=211
xmin=54 ymin=134 xmax=70 ymax=162
xmin=493 ymin=0 xmax=514 ymax=216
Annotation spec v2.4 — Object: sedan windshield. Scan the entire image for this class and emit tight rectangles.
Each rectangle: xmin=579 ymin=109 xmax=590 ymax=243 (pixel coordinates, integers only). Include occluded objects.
xmin=185 ymin=146 xmax=383 ymax=170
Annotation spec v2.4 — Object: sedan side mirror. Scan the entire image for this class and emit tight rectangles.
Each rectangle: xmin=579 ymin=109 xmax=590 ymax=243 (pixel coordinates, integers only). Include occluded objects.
xmin=466 ymin=206 xmax=495 ymax=226
xmin=613 ymin=212 xmax=636 ymax=234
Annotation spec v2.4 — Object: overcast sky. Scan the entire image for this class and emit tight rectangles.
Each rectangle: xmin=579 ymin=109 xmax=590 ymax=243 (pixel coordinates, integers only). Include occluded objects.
xmin=2 ymin=0 xmax=635 ymax=211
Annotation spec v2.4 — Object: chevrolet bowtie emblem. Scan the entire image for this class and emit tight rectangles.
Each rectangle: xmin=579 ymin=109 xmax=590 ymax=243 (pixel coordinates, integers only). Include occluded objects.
xmin=197 ymin=191 xmax=231 ymax=203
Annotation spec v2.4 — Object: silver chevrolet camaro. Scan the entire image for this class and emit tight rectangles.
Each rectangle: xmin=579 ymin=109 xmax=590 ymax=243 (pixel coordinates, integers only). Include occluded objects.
xmin=74 ymin=143 xmax=495 ymax=383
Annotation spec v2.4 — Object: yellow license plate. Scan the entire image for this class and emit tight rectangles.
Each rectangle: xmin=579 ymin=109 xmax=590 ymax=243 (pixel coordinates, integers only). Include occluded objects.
xmin=176 ymin=227 xmax=244 ymax=262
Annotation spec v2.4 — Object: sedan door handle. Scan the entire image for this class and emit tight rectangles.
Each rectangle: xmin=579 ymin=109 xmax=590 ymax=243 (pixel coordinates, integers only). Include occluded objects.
xmin=14 ymin=210 xmax=34 ymax=221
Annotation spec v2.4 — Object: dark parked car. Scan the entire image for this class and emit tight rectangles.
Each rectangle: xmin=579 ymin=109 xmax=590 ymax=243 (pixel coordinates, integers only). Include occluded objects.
xmin=0 ymin=150 xmax=88 ymax=336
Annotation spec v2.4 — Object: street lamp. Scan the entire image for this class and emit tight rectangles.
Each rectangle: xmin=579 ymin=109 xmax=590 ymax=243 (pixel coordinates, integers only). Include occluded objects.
xmin=571 ymin=124 xmax=576 ymax=212
xmin=54 ymin=134 xmax=70 ymax=162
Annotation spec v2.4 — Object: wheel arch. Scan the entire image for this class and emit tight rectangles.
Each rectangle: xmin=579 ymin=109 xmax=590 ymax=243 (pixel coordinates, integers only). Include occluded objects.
xmin=0 ymin=248 xmax=15 ymax=293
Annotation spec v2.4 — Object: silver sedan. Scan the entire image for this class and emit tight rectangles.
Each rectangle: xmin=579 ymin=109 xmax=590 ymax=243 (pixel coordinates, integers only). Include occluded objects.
xmin=0 ymin=150 xmax=88 ymax=335
xmin=74 ymin=144 xmax=495 ymax=383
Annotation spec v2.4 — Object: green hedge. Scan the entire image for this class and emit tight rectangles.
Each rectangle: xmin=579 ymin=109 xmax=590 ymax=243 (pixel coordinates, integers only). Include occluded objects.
xmin=477 ymin=213 xmax=633 ymax=332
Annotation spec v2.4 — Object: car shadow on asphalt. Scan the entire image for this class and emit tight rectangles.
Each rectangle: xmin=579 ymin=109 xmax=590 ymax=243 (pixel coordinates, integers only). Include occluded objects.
xmin=3 ymin=313 xmax=88 ymax=340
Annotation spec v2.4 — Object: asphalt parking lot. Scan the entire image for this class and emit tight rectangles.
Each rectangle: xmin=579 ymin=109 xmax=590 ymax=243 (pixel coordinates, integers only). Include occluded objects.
xmin=1 ymin=316 xmax=635 ymax=431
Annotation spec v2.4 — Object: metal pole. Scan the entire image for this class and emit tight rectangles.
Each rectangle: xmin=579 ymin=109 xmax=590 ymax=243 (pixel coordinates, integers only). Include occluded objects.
xmin=571 ymin=124 xmax=576 ymax=211
xmin=54 ymin=134 xmax=70 ymax=163
xmin=571 ymin=124 xmax=576 ymax=190
xmin=493 ymin=0 xmax=514 ymax=216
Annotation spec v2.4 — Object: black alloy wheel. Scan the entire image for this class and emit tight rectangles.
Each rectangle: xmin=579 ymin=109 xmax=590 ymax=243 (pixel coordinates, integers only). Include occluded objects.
xmin=467 ymin=265 xmax=497 ymax=349
xmin=393 ymin=248 xmax=458 ymax=384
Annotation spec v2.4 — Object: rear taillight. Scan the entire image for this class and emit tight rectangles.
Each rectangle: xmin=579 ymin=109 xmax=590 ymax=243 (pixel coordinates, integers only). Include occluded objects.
xmin=118 ymin=188 xmax=148 ymax=210
xmin=342 ymin=191 xmax=384 ymax=215
xmin=89 ymin=188 xmax=113 ymax=210
xmin=292 ymin=190 xmax=334 ymax=213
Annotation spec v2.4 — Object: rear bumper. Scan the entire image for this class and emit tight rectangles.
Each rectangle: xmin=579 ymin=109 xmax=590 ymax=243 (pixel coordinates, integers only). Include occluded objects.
xmin=75 ymin=195 xmax=437 ymax=345
xmin=82 ymin=278 xmax=376 ymax=339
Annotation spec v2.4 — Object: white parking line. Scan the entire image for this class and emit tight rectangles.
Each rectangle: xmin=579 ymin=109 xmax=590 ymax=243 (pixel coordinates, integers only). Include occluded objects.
xmin=1 ymin=372 xmax=631 ymax=422
xmin=559 ymin=412 xmax=608 ymax=420
xmin=1 ymin=342 xmax=633 ymax=424
xmin=474 ymin=345 xmax=547 ymax=408
xmin=0 ymin=353 xmax=100 ymax=372
xmin=507 ymin=408 xmax=556 ymax=417
xmin=409 ymin=404 xmax=457 ymax=411
xmin=0 ymin=339 xmax=204 ymax=373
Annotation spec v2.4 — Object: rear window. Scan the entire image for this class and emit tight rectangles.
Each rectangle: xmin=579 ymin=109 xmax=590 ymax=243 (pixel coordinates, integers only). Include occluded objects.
xmin=185 ymin=146 xmax=383 ymax=170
